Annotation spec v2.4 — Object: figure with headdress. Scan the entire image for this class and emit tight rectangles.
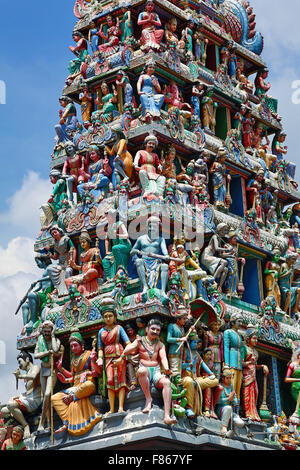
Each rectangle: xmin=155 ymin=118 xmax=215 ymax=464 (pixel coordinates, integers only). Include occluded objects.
xmin=98 ymin=15 xmax=121 ymax=56
xmin=52 ymin=329 xmax=102 ymax=435
xmin=200 ymin=223 xmax=230 ymax=290
xmin=79 ymin=83 xmax=93 ymax=126
xmin=221 ymin=231 xmax=245 ymax=297
xmin=215 ymin=367 xmax=245 ymax=438
xmin=66 ymin=229 xmax=103 ymax=296
xmin=47 ymin=225 xmax=75 ymax=296
xmin=54 ymin=96 xmax=78 ymax=145
xmin=1 ymin=351 xmax=42 ymax=439
xmin=62 ymin=141 xmax=90 ymax=204
xmin=137 ymin=60 xmax=165 ymax=123
xmin=201 ymin=87 xmax=218 ymax=134
xmin=130 ymin=216 xmax=169 ymax=295
xmin=278 ymin=252 xmax=300 ymax=318
xmin=102 ymin=209 xmax=132 ymax=281
xmin=209 ymin=147 xmax=231 ymax=210
xmin=285 ymin=344 xmax=300 ymax=421
xmin=133 ymin=134 xmax=166 ymax=200
xmin=203 ymin=319 xmax=223 ymax=378
xmin=264 ymin=249 xmax=282 ymax=310
xmin=68 ymin=31 xmax=89 ymax=76
xmin=94 ymin=81 xmax=118 ymax=123
xmin=241 ymin=326 xmax=269 ymax=421
xmin=34 ymin=321 xmax=61 ymax=432
xmin=223 ymin=312 xmax=244 ymax=401
xmin=137 ymin=1 xmax=164 ymax=52
xmin=97 ymin=300 xmax=130 ymax=415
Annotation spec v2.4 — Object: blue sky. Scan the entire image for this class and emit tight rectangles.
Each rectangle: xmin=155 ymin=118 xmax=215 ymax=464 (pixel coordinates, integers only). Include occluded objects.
xmin=0 ymin=0 xmax=299 ymax=402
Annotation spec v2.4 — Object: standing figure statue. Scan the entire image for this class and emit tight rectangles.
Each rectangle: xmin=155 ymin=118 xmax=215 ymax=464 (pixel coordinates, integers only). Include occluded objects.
xmin=102 ymin=209 xmax=132 ymax=281
xmin=115 ymin=318 xmax=178 ymax=426
xmin=40 ymin=169 xmax=68 ymax=230
xmin=137 ymin=0 xmax=164 ymax=52
xmin=1 ymin=351 xmax=42 ymax=439
xmin=264 ymin=249 xmax=282 ymax=310
xmin=279 ymin=252 xmax=300 ymax=318
xmin=137 ymin=61 xmax=165 ymax=123
xmin=77 ymin=145 xmax=110 ymax=203
xmin=97 ymin=303 xmax=131 ymax=415
xmin=285 ymin=346 xmax=300 ymax=421
xmin=34 ymin=321 xmax=61 ymax=432
xmin=209 ymin=147 xmax=231 ymax=210
xmin=201 ymin=88 xmax=218 ymax=134
xmin=191 ymin=82 xmax=206 ymax=121
xmin=223 ymin=312 xmax=244 ymax=401
xmin=241 ymin=327 xmax=269 ymax=421
xmin=52 ymin=330 xmax=102 ymax=436
xmin=166 ymin=308 xmax=189 ymax=376
xmin=62 ymin=141 xmax=89 ymax=204
xmin=221 ymin=231 xmax=245 ymax=297
xmin=88 ymin=20 xmax=100 ymax=56
xmin=79 ymin=84 xmax=93 ymax=126
xmin=105 ymin=134 xmax=133 ymax=187
xmin=203 ymin=319 xmax=224 ymax=378
xmin=130 ymin=216 xmax=169 ymax=295
xmin=133 ymin=134 xmax=166 ymax=200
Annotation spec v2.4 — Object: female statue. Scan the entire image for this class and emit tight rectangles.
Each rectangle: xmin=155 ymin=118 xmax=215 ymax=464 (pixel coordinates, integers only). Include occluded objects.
xmin=137 ymin=0 xmax=164 ymax=52
xmin=88 ymin=20 xmax=100 ymax=55
xmin=52 ymin=330 xmax=102 ymax=436
xmin=98 ymin=15 xmax=121 ymax=56
xmin=200 ymin=223 xmax=229 ymax=290
xmin=203 ymin=319 xmax=223 ymax=378
xmin=209 ymin=147 xmax=231 ymax=209
xmin=241 ymin=327 xmax=269 ymax=421
xmin=137 ymin=60 xmax=165 ymax=122
xmin=55 ymin=96 xmax=78 ymax=144
xmin=66 ymin=229 xmax=103 ymax=296
xmin=68 ymin=31 xmax=89 ymax=76
xmin=97 ymin=304 xmax=130 ymax=414
xmin=279 ymin=253 xmax=300 ymax=317
xmin=95 ymin=81 xmax=118 ymax=123
xmin=285 ymin=346 xmax=300 ymax=420
xmin=264 ymin=249 xmax=282 ymax=309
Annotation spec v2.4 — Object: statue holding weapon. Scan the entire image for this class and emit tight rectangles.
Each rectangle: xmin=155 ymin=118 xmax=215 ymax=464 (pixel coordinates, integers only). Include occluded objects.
xmin=18 ymin=255 xmax=55 ymax=335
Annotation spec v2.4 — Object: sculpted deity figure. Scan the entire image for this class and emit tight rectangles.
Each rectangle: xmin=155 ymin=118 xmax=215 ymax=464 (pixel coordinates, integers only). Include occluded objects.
xmin=164 ymin=17 xmax=185 ymax=51
xmin=47 ymin=225 xmax=75 ymax=296
xmin=209 ymin=147 xmax=231 ymax=209
xmin=21 ymin=255 xmax=54 ymax=334
xmin=95 ymin=81 xmax=118 ymax=123
xmin=97 ymin=304 xmax=130 ymax=415
xmin=285 ymin=346 xmax=300 ymax=421
xmin=264 ymin=249 xmax=282 ymax=309
xmin=34 ymin=321 xmax=61 ymax=432
xmin=77 ymin=145 xmax=110 ymax=203
xmin=137 ymin=1 xmax=164 ymax=52
xmin=181 ymin=332 xmax=221 ymax=418
xmin=68 ymin=31 xmax=89 ymax=76
xmin=133 ymin=134 xmax=166 ymax=199
xmin=102 ymin=209 xmax=132 ymax=281
xmin=115 ymin=318 xmax=177 ymax=426
xmin=88 ymin=20 xmax=100 ymax=55
xmin=279 ymin=252 xmax=300 ymax=317
xmin=215 ymin=367 xmax=245 ymax=438
xmin=1 ymin=351 xmax=42 ymax=439
xmin=223 ymin=312 xmax=244 ymax=401
xmin=166 ymin=308 xmax=189 ymax=375
xmin=191 ymin=82 xmax=206 ymax=121
xmin=55 ymin=96 xmax=78 ymax=145
xmin=79 ymin=84 xmax=93 ymax=125
xmin=254 ymin=67 xmax=271 ymax=101
xmin=66 ymin=229 xmax=103 ymax=296
xmin=62 ymin=141 xmax=89 ymax=204
xmin=221 ymin=231 xmax=246 ymax=297
xmin=130 ymin=216 xmax=169 ymax=295
xmin=52 ymin=330 xmax=102 ymax=435
xmin=137 ymin=61 xmax=165 ymax=123
xmin=40 ymin=169 xmax=68 ymax=230
xmin=98 ymin=15 xmax=121 ymax=56
xmin=246 ymin=169 xmax=265 ymax=226
xmin=201 ymin=223 xmax=230 ymax=290
xmin=203 ymin=319 xmax=224 ymax=378
xmin=201 ymin=88 xmax=218 ymax=133
xmin=241 ymin=327 xmax=269 ymax=421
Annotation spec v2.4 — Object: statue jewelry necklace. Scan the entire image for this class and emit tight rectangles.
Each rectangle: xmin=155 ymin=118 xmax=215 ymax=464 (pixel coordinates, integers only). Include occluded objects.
xmin=142 ymin=336 xmax=158 ymax=359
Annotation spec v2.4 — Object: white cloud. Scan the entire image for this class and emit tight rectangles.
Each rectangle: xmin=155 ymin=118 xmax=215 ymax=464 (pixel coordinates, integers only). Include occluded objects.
xmin=0 ymin=171 xmax=52 ymax=240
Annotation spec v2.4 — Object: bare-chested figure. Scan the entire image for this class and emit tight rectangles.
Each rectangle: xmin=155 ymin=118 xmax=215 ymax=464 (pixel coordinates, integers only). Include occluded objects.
xmin=114 ymin=318 xmax=177 ymax=426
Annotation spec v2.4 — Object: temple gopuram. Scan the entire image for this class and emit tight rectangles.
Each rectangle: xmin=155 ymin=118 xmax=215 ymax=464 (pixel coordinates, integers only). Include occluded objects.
xmin=2 ymin=0 xmax=300 ymax=452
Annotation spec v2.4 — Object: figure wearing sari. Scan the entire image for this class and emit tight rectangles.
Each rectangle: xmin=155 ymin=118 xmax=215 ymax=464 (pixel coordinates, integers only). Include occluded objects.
xmin=138 ymin=11 xmax=164 ymax=51
xmin=65 ymin=247 xmax=103 ymax=296
xmin=51 ymin=350 xmax=102 ymax=436
xmin=98 ymin=325 xmax=129 ymax=392
xmin=286 ymin=362 xmax=300 ymax=417
xmin=241 ymin=345 xmax=261 ymax=421
xmin=139 ymin=74 xmax=165 ymax=119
